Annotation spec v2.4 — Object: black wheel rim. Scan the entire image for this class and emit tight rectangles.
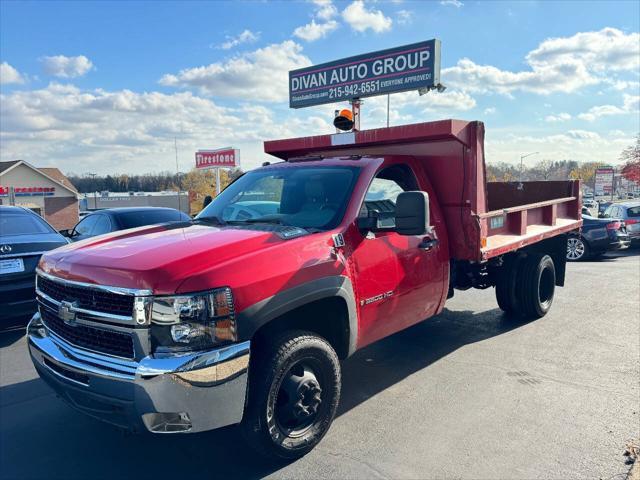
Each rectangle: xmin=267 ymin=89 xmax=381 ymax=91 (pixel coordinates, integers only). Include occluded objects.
xmin=274 ymin=359 xmax=324 ymax=438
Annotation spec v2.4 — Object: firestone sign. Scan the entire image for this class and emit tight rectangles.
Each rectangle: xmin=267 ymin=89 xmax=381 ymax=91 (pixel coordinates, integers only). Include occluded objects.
xmin=195 ymin=148 xmax=239 ymax=169
xmin=289 ymin=39 xmax=441 ymax=108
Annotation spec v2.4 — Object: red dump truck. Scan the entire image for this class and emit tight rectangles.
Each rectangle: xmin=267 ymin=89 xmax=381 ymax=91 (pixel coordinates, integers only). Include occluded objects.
xmin=28 ymin=119 xmax=581 ymax=459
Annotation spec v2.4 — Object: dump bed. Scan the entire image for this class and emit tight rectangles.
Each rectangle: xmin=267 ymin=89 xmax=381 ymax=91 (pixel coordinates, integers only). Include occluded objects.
xmin=264 ymin=119 xmax=582 ymax=262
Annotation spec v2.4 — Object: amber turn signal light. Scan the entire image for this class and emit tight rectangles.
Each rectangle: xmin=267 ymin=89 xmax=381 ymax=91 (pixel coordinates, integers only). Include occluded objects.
xmin=334 ymin=108 xmax=355 ymax=131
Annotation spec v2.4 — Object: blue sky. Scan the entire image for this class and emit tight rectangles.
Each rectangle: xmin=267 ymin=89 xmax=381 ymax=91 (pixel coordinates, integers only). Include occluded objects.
xmin=1 ymin=0 xmax=639 ymax=174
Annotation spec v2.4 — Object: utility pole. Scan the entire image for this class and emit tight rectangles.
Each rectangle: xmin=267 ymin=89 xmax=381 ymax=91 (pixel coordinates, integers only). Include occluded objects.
xmin=386 ymin=94 xmax=390 ymax=128
xmin=174 ymin=137 xmax=182 ymax=213
xmin=87 ymin=173 xmax=97 ymax=210
xmin=519 ymin=152 xmax=539 ymax=183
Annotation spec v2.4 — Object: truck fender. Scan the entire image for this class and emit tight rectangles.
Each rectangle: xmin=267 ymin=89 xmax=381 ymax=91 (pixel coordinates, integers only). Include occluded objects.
xmin=236 ymin=276 xmax=358 ymax=357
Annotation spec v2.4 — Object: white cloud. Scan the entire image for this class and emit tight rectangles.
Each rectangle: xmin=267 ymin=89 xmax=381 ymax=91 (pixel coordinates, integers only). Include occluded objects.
xmin=40 ymin=55 xmax=93 ymax=78
xmin=440 ymin=0 xmax=463 ymax=7
xmin=159 ymin=40 xmax=311 ymax=102
xmin=608 ymin=79 xmax=640 ymax=91
xmin=396 ymin=9 xmax=413 ymax=25
xmin=486 ymin=128 xmax=634 ymax=165
xmin=484 ymin=107 xmax=496 ymax=115
xmin=419 ymin=90 xmax=476 ymax=112
xmin=444 ymin=57 xmax=596 ymax=96
xmin=314 ymin=0 xmax=338 ymax=20
xmin=293 ymin=1 xmax=339 ymax=42
xmin=342 ymin=1 xmax=392 ymax=33
xmin=293 ymin=19 xmax=339 ymax=41
xmin=359 ymin=89 xmax=476 ymax=114
xmin=0 ymin=62 xmax=25 ymax=85
xmin=443 ymin=28 xmax=639 ymax=96
xmin=526 ymin=28 xmax=640 ymax=73
xmin=577 ymin=94 xmax=639 ymax=121
xmin=218 ymin=30 xmax=260 ymax=50
xmin=545 ymin=112 xmax=571 ymax=123
xmin=0 ymin=82 xmax=338 ymax=174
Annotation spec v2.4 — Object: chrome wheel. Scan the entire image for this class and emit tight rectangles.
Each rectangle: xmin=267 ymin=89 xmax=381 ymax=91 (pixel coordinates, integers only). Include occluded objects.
xmin=567 ymin=237 xmax=585 ymax=260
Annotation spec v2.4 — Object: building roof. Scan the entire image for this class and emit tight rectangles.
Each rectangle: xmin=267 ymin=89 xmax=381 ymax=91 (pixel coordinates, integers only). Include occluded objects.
xmin=0 ymin=160 xmax=78 ymax=197
xmin=0 ymin=160 xmax=21 ymax=174
xmin=39 ymin=167 xmax=78 ymax=193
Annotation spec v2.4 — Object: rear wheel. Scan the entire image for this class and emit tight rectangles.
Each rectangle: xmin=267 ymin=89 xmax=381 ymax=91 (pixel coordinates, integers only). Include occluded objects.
xmin=241 ymin=331 xmax=341 ymax=460
xmin=566 ymin=235 xmax=588 ymax=261
xmin=495 ymin=256 xmax=520 ymax=314
xmin=516 ymin=254 xmax=556 ymax=319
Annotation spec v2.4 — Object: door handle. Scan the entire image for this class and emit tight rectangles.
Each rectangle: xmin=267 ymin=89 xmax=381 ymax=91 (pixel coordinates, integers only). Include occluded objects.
xmin=418 ymin=237 xmax=439 ymax=251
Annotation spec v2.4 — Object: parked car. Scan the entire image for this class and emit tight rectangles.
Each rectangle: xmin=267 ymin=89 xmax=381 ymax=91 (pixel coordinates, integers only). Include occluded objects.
xmin=566 ymin=214 xmax=630 ymax=261
xmin=601 ymin=201 xmax=640 ymax=245
xmin=0 ymin=206 xmax=68 ymax=328
xmin=597 ymin=201 xmax=612 ymax=218
xmin=27 ymin=119 xmax=581 ymax=459
xmin=62 ymin=207 xmax=190 ymax=242
xmin=583 ymin=199 xmax=596 ymax=209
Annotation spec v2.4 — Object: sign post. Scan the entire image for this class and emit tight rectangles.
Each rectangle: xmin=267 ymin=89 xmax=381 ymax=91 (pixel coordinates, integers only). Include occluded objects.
xmin=288 ymin=39 xmax=442 ymax=109
xmin=594 ymin=166 xmax=615 ymax=199
xmin=195 ymin=147 xmax=239 ymax=197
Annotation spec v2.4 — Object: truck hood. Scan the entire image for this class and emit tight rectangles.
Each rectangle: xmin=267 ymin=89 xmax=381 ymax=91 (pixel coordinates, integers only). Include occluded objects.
xmin=39 ymin=223 xmax=288 ymax=294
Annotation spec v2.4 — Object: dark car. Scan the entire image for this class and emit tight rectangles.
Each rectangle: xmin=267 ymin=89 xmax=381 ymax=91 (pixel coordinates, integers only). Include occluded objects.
xmin=63 ymin=207 xmax=190 ymax=242
xmin=597 ymin=201 xmax=612 ymax=218
xmin=601 ymin=201 xmax=640 ymax=245
xmin=566 ymin=214 xmax=630 ymax=261
xmin=0 ymin=206 xmax=68 ymax=328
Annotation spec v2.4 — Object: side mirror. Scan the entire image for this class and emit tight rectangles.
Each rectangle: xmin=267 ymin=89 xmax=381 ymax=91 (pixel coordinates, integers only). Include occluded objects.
xmin=357 ymin=214 xmax=378 ymax=231
xmin=202 ymin=195 xmax=213 ymax=209
xmin=395 ymin=191 xmax=429 ymax=236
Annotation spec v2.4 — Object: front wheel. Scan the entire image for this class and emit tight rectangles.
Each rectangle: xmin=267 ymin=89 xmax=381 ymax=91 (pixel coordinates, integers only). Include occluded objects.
xmin=241 ymin=331 xmax=341 ymax=460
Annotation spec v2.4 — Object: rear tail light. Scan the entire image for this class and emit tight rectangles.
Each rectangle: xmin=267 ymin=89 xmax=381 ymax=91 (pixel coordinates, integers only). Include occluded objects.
xmin=625 ymin=219 xmax=639 ymax=225
xmin=606 ymin=221 xmax=622 ymax=230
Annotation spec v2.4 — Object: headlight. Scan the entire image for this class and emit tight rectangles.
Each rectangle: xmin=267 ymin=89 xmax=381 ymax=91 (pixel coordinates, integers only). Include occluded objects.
xmin=150 ymin=287 xmax=236 ymax=354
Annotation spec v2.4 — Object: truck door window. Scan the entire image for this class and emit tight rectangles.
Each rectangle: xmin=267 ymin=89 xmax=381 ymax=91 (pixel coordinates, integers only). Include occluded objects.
xmin=361 ymin=164 xmax=419 ymax=228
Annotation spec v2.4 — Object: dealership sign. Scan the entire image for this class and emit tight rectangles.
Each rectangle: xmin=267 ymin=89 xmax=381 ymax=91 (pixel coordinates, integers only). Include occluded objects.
xmin=594 ymin=166 xmax=614 ymax=196
xmin=0 ymin=186 xmax=56 ymax=197
xmin=289 ymin=40 xmax=441 ymax=108
xmin=195 ymin=148 xmax=239 ymax=169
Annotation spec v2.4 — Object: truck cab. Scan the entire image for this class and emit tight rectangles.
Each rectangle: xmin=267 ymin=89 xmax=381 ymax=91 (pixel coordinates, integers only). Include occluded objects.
xmin=27 ymin=120 xmax=581 ymax=459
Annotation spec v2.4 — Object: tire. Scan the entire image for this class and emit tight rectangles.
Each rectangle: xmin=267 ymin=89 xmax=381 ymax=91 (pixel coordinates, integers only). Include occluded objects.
xmin=516 ymin=254 xmax=556 ymax=319
xmin=241 ymin=330 xmax=341 ymax=460
xmin=566 ymin=235 xmax=589 ymax=261
xmin=495 ymin=256 xmax=520 ymax=314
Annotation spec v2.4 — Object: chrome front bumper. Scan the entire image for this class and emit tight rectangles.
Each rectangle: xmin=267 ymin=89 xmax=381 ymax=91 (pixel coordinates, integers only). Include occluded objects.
xmin=27 ymin=312 xmax=250 ymax=433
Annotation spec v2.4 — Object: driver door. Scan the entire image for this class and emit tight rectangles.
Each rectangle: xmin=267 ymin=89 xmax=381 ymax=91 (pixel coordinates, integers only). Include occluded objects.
xmin=350 ymin=163 xmax=443 ymax=348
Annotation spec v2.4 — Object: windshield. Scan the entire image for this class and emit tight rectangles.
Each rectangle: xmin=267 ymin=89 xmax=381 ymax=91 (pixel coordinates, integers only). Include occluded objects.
xmin=197 ymin=166 xmax=360 ymax=230
xmin=0 ymin=212 xmax=55 ymax=236
xmin=118 ymin=210 xmax=190 ymax=229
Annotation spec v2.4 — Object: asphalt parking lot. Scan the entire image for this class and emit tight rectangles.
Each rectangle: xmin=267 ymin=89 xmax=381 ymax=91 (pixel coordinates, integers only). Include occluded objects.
xmin=1 ymin=249 xmax=638 ymax=480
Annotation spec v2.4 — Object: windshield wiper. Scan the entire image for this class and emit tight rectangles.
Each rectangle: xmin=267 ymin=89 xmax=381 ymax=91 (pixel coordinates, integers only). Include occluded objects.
xmin=226 ymin=215 xmax=286 ymax=225
xmin=192 ymin=216 xmax=226 ymax=226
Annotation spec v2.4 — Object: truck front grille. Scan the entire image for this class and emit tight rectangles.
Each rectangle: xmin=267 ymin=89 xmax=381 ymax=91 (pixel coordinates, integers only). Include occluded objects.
xmin=41 ymin=308 xmax=135 ymax=359
xmin=38 ymin=275 xmax=134 ymax=317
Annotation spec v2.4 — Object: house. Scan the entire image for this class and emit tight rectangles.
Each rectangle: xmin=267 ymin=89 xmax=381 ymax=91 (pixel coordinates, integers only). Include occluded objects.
xmin=0 ymin=160 xmax=79 ymax=230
